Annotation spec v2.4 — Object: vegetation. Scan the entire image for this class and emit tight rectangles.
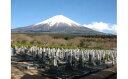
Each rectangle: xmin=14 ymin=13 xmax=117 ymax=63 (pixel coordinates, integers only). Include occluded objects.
xmin=11 ymin=33 xmax=116 ymax=49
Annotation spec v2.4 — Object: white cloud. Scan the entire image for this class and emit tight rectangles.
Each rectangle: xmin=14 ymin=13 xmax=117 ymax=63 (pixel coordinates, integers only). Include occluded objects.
xmin=111 ymin=24 xmax=117 ymax=33
xmin=83 ymin=22 xmax=117 ymax=34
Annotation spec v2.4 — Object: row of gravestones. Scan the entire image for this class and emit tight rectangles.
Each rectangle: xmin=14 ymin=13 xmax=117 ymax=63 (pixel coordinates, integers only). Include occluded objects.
xmin=11 ymin=46 xmax=117 ymax=69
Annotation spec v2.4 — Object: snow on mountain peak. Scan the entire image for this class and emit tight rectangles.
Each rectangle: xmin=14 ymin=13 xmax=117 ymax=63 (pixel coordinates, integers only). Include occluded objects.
xmin=34 ymin=15 xmax=81 ymax=27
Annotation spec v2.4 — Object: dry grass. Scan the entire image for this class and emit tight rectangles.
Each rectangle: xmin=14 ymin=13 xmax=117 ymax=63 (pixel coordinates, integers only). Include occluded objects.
xmin=11 ymin=33 xmax=116 ymax=49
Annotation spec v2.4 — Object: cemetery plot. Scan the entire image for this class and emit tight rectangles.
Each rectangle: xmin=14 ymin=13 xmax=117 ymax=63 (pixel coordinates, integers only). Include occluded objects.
xmin=11 ymin=46 xmax=116 ymax=79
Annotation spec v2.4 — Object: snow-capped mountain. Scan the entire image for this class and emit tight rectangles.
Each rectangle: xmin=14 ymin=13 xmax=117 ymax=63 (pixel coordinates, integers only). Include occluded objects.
xmin=12 ymin=15 xmax=104 ymax=35
xmin=34 ymin=15 xmax=80 ymax=27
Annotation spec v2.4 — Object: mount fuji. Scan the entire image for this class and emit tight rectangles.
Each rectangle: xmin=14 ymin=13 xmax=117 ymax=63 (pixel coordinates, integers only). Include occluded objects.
xmin=12 ymin=15 xmax=104 ymax=35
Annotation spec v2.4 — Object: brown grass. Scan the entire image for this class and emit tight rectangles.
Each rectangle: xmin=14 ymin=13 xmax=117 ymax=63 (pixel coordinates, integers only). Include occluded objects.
xmin=11 ymin=33 xmax=116 ymax=49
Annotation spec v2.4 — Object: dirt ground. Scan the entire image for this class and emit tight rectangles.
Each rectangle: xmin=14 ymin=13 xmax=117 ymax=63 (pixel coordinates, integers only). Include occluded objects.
xmin=11 ymin=65 xmax=50 ymax=79
xmin=11 ymin=64 xmax=116 ymax=79
xmin=79 ymin=66 xmax=117 ymax=79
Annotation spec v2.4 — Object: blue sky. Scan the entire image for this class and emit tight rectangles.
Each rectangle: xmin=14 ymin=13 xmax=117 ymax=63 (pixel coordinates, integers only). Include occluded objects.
xmin=12 ymin=0 xmax=116 ymax=33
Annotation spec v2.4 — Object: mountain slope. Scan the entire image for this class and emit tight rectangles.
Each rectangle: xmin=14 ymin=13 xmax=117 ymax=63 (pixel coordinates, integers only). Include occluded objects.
xmin=12 ymin=15 xmax=104 ymax=35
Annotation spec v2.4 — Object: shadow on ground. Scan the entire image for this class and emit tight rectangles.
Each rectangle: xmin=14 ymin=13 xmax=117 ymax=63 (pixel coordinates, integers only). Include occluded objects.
xmin=20 ymin=71 xmax=116 ymax=79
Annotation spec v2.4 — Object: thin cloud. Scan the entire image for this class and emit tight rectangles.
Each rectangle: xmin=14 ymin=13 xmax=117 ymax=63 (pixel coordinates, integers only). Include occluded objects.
xmin=83 ymin=22 xmax=117 ymax=33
